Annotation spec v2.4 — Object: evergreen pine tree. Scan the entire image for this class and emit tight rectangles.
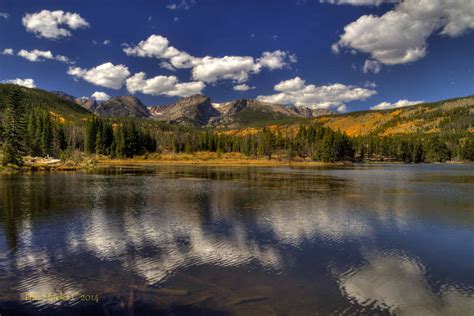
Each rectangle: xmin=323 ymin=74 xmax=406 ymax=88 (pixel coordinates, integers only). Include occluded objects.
xmin=2 ymin=88 xmax=27 ymax=166
xmin=84 ymin=118 xmax=97 ymax=154
xmin=26 ymin=110 xmax=39 ymax=155
xmin=412 ymin=140 xmax=424 ymax=163
xmin=425 ymin=136 xmax=451 ymax=162
xmin=40 ymin=114 xmax=53 ymax=156
xmin=52 ymin=123 xmax=66 ymax=157
xmin=461 ymin=137 xmax=474 ymax=161
xmin=95 ymin=122 xmax=104 ymax=155
xmin=319 ymin=132 xmax=334 ymax=162
xmin=114 ymin=127 xmax=125 ymax=158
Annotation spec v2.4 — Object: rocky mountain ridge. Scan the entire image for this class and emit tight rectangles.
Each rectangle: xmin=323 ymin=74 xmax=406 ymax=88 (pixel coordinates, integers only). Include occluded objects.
xmin=149 ymin=95 xmax=334 ymax=127
xmin=94 ymin=96 xmax=150 ymax=118
xmin=75 ymin=97 xmax=98 ymax=111
xmin=52 ymin=91 xmax=334 ymax=126
xmin=148 ymin=94 xmax=220 ymax=125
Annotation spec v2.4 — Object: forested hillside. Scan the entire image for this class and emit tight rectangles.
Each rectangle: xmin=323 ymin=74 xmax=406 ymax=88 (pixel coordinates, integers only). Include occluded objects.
xmin=0 ymin=84 xmax=91 ymax=120
xmin=314 ymin=96 xmax=473 ymax=162
xmin=0 ymin=84 xmax=472 ymax=166
xmin=316 ymin=96 xmax=473 ymax=137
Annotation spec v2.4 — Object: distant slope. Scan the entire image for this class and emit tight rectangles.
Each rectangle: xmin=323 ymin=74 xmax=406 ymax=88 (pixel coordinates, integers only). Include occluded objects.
xmin=150 ymin=94 xmax=219 ymax=126
xmin=95 ymin=96 xmax=150 ymax=118
xmin=0 ymin=84 xmax=92 ymax=121
xmin=214 ymin=99 xmax=305 ymax=128
xmin=53 ymin=91 xmax=98 ymax=111
xmin=51 ymin=91 xmax=77 ymax=103
xmin=149 ymin=95 xmax=324 ymax=128
xmin=315 ymin=95 xmax=474 ymax=137
xmin=291 ymin=106 xmax=335 ymax=118
xmin=75 ymin=97 xmax=98 ymax=111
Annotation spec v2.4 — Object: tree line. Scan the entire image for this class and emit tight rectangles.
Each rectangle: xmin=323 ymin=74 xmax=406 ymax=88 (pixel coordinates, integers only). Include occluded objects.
xmin=156 ymin=123 xmax=355 ymax=162
xmin=353 ymin=134 xmax=473 ymax=163
xmin=1 ymin=87 xmax=473 ymax=166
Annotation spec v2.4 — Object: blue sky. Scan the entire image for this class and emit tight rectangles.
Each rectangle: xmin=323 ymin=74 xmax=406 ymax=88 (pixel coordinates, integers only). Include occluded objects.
xmin=1 ymin=0 xmax=473 ymax=112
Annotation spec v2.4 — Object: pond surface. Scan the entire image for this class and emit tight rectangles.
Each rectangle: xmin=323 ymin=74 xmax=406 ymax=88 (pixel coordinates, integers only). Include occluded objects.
xmin=0 ymin=164 xmax=473 ymax=315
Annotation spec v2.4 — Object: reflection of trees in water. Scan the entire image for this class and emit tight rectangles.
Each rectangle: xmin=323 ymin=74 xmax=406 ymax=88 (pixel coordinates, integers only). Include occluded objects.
xmin=332 ymin=166 xmax=474 ymax=227
xmin=1 ymin=176 xmax=20 ymax=249
xmin=0 ymin=175 xmax=53 ymax=250
xmin=0 ymin=174 xmax=86 ymax=251
xmin=157 ymin=166 xmax=348 ymax=195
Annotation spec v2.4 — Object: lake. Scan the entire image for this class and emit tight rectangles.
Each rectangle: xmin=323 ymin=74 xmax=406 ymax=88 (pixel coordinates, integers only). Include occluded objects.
xmin=0 ymin=164 xmax=473 ymax=315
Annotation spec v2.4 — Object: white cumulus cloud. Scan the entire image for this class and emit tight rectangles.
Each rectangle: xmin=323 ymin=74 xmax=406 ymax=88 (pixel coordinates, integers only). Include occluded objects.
xmin=274 ymin=76 xmax=306 ymax=92
xmin=257 ymin=76 xmax=376 ymax=111
xmin=22 ymin=10 xmax=89 ymax=39
xmin=123 ymin=34 xmax=296 ymax=83
xmin=363 ymin=59 xmax=382 ymax=74
xmin=123 ymin=35 xmax=198 ymax=69
xmin=160 ymin=61 xmax=177 ymax=71
xmin=1 ymin=48 xmax=14 ymax=55
xmin=233 ymin=84 xmax=255 ymax=91
xmin=16 ymin=49 xmax=73 ymax=64
xmin=257 ymin=50 xmax=296 ymax=70
xmin=126 ymin=72 xmax=205 ymax=97
xmin=17 ymin=49 xmax=53 ymax=61
xmin=55 ymin=55 xmax=73 ymax=64
xmin=0 ymin=12 xmax=9 ymax=19
xmin=3 ymin=78 xmax=36 ymax=88
xmin=91 ymin=91 xmax=111 ymax=102
xmin=332 ymin=0 xmax=474 ymax=65
xmin=371 ymin=99 xmax=424 ymax=110
xmin=67 ymin=62 xmax=130 ymax=89
xmin=192 ymin=55 xmax=259 ymax=83
xmin=168 ymin=81 xmax=206 ymax=97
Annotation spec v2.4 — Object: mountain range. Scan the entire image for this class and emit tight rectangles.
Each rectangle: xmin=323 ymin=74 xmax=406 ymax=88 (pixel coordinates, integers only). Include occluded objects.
xmin=54 ymin=92 xmax=334 ymax=127
xmin=5 ymin=84 xmax=473 ymax=138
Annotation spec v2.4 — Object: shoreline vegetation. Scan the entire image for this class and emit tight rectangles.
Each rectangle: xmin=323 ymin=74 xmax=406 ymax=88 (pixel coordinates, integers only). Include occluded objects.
xmin=1 ymin=152 xmax=471 ymax=174
xmin=1 ymin=152 xmax=341 ymax=173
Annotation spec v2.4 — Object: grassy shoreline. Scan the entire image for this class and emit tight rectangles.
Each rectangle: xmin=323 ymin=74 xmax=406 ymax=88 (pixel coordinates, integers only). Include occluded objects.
xmin=96 ymin=159 xmax=337 ymax=167
xmin=1 ymin=152 xmax=471 ymax=174
xmin=0 ymin=152 xmax=340 ymax=173
xmin=96 ymin=152 xmax=340 ymax=167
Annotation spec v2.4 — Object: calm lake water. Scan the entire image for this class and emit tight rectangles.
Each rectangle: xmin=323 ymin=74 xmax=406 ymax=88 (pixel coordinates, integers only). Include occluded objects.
xmin=0 ymin=164 xmax=473 ymax=315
